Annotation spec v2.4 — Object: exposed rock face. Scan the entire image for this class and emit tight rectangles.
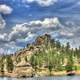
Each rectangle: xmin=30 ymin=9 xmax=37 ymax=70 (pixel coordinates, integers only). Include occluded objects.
xmin=14 ymin=67 xmax=34 ymax=77
xmin=14 ymin=58 xmax=34 ymax=78
xmin=36 ymin=68 xmax=50 ymax=77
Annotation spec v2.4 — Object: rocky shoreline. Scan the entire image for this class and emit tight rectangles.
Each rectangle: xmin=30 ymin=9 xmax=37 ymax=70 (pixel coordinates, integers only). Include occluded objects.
xmin=0 ymin=70 xmax=80 ymax=78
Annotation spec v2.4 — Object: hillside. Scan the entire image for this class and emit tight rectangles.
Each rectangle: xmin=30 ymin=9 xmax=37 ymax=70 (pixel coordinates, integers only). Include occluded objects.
xmin=0 ymin=34 xmax=80 ymax=77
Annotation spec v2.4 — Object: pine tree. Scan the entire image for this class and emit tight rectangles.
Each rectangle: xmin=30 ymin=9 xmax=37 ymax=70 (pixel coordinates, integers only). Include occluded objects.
xmin=30 ymin=54 xmax=38 ymax=71
xmin=6 ymin=55 xmax=14 ymax=73
xmin=0 ymin=56 xmax=4 ymax=74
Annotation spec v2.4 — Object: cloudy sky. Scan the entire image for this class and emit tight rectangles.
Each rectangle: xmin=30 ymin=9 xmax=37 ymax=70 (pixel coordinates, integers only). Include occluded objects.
xmin=0 ymin=0 xmax=80 ymax=54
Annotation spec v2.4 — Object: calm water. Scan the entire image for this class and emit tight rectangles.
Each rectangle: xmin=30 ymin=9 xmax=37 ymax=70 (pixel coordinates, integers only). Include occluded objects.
xmin=0 ymin=76 xmax=80 ymax=80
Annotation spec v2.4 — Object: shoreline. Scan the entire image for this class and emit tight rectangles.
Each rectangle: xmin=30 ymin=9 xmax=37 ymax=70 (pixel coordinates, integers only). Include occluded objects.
xmin=0 ymin=70 xmax=80 ymax=78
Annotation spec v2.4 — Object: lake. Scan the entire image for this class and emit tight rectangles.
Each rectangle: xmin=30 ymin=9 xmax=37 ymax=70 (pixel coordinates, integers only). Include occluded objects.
xmin=0 ymin=76 xmax=80 ymax=80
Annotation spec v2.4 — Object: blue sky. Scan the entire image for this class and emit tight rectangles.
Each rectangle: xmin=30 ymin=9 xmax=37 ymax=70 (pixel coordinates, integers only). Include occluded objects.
xmin=0 ymin=0 xmax=80 ymax=54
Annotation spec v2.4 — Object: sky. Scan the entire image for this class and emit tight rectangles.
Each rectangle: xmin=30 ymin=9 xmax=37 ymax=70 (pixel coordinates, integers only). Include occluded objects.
xmin=0 ymin=0 xmax=80 ymax=54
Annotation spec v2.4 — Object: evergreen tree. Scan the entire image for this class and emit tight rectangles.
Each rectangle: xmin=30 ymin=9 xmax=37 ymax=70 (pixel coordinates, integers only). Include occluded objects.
xmin=0 ymin=56 xmax=4 ymax=74
xmin=6 ymin=55 xmax=14 ymax=73
xmin=25 ymin=56 xmax=28 ymax=62
xmin=66 ymin=42 xmax=70 ymax=51
xmin=30 ymin=54 xmax=38 ymax=71
xmin=56 ymin=40 xmax=61 ymax=49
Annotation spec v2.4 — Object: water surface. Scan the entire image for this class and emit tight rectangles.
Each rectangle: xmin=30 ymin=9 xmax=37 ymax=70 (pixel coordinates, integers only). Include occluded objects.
xmin=1 ymin=76 xmax=80 ymax=80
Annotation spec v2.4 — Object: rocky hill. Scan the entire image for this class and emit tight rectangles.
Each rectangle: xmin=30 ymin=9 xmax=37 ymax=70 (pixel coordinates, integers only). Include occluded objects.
xmin=0 ymin=34 xmax=80 ymax=77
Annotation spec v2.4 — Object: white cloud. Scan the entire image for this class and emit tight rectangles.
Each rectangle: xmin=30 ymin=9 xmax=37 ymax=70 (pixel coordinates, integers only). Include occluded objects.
xmin=25 ymin=32 xmax=37 ymax=41
xmin=5 ymin=41 xmax=16 ymax=47
xmin=12 ymin=24 xmax=28 ymax=32
xmin=5 ymin=41 xmax=21 ymax=50
xmin=0 ymin=33 xmax=7 ymax=41
xmin=26 ymin=0 xmax=34 ymax=3
xmin=60 ymin=30 xmax=74 ymax=37
xmin=3 ymin=41 xmax=23 ymax=54
xmin=0 ymin=48 xmax=5 ymax=54
xmin=0 ymin=15 xmax=6 ymax=29
xmin=9 ymin=24 xmax=29 ymax=41
xmin=0 ymin=16 xmax=80 ymax=53
xmin=8 ymin=17 xmax=60 ymax=41
xmin=0 ymin=4 xmax=13 ymax=14
xmin=0 ymin=5 xmax=12 ymax=29
xmin=26 ymin=0 xmax=58 ymax=6
xmin=16 ymin=32 xmax=37 ymax=43
xmin=29 ymin=17 xmax=60 ymax=27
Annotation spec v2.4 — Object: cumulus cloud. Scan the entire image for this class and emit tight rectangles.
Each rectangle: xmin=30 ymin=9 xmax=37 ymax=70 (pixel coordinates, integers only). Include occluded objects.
xmin=0 ymin=15 xmax=6 ymax=29
xmin=7 ymin=17 xmax=60 ymax=41
xmin=24 ymin=32 xmax=37 ymax=42
xmin=9 ymin=24 xmax=29 ymax=41
xmin=0 ymin=48 xmax=5 ymax=54
xmin=0 ymin=4 xmax=12 ymax=29
xmin=0 ymin=17 xmax=61 ymax=45
xmin=0 ymin=4 xmax=13 ymax=14
xmin=26 ymin=0 xmax=58 ymax=6
xmin=1 ymin=41 xmax=22 ymax=54
xmin=16 ymin=32 xmax=37 ymax=43
xmin=0 ymin=17 xmax=77 ymax=45
xmin=1 ymin=16 xmax=80 ymax=53
xmin=0 ymin=33 xmax=7 ymax=41
xmin=12 ymin=24 xmax=28 ymax=32
xmin=29 ymin=17 xmax=60 ymax=27
xmin=60 ymin=30 xmax=74 ymax=37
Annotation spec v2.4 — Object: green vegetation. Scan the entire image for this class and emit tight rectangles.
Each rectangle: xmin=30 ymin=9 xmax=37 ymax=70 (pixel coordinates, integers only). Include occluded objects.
xmin=16 ymin=57 xmax=21 ymax=63
xmin=6 ymin=55 xmax=14 ymax=73
xmin=25 ymin=56 xmax=28 ymax=62
xmin=0 ymin=34 xmax=80 ymax=75
xmin=30 ymin=34 xmax=80 ymax=74
xmin=30 ymin=54 xmax=38 ymax=71
xmin=0 ymin=56 xmax=5 ymax=74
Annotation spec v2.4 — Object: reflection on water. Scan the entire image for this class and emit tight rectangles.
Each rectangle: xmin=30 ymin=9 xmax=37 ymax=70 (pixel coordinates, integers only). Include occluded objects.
xmin=1 ymin=76 xmax=80 ymax=80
